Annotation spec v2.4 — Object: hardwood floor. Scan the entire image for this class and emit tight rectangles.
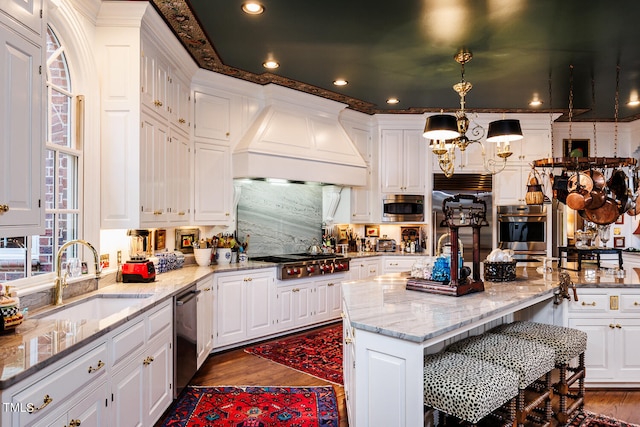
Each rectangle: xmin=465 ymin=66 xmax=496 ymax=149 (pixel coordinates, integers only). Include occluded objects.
xmin=168 ymin=326 xmax=640 ymax=427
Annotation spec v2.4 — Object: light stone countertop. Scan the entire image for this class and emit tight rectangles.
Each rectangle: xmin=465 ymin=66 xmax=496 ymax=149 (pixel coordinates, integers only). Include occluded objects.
xmin=342 ymin=267 xmax=640 ymax=344
xmin=0 ymin=261 xmax=276 ymax=389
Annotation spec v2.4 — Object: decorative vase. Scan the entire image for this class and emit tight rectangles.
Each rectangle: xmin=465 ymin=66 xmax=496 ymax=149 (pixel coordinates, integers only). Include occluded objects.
xmin=215 ymin=248 xmax=232 ymax=265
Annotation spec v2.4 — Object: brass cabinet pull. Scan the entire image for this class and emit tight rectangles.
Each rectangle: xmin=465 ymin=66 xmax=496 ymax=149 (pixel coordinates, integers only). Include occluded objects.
xmin=243 ymin=277 xmax=253 ymax=282
xmin=179 ymin=118 xmax=186 ymax=124
xmin=292 ymin=288 xmax=300 ymax=292
xmin=616 ymin=324 xmax=622 ymax=328
xmin=154 ymin=100 xmax=163 ymax=107
xmin=87 ymin=360 xmax=105 ymax=374
xmin=609 ymin=324 xmax=616 ymax=328
xmin=31 ymin=394 xmax=53 ymax=412
xmin=0 ymin=204 xmax=9 ymax=213
xmin=635 ymin=302 xmax=640 ymax=306
xmin=345 ymin=337 xmax=353 ymax=344
xmin=143 ymin=356 xmax=155 ymax=366
xmin=154 ymin=210 xmax=163 ymax=215
xmin=328 ymin=282 xmax=335 ymax=287
xmin=69 ymin=419 xmax=82 ymax=426
xmin=582 ymin=301 xmax=596 ymax=306
xmin=178 ymin=211 xmax=186 ymax=215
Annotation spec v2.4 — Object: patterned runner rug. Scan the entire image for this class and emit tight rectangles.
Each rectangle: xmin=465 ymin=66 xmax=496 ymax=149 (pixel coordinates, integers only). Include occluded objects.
xmin=569 ymin=410 xmax=640 ymax=427
xmin=244 ymin=323 xmax=343 ymax=384
xmin=160 ymin=386 xmax=339 ymax=427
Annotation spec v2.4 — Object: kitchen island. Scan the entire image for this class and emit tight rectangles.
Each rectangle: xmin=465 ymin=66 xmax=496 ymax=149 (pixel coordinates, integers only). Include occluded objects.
xmin=341 ymin=267 xmax=640 ymax=427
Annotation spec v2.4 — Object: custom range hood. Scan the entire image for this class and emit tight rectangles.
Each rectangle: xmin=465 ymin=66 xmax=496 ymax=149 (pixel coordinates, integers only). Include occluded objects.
xmin=233 ymin=85 xmax=367 ymax=186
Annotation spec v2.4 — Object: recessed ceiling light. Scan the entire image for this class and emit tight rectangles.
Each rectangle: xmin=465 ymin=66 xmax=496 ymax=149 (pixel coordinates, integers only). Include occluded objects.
xmin=628 ymin=100 xmax=640 ymax=107
xmin=529 ymin=100 xmax=543 ymax=107
xmin=242 ymin=2 xmax=264 ymax=14
xmin=333 ymin=79 xmax=348 ymax=86
xmin=386 ymin=98 xmax=400 ymax=105
xmin=263 ymin=60 xmax=279 ymax=69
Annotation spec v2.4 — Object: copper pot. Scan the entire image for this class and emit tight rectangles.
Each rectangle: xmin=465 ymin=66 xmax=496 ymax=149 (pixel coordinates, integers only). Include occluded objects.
xmin=590 ymin=169 xmax=606 ymax=190
xmin=584 ymin=189 xmax=606 ymax=210
xmin=584 ymin=198 xmax=620 ymax=225
xmin=566 ymin=190 xmax=587 ymax=211
xmin=568 ymin=172 xmax=593 ymax=193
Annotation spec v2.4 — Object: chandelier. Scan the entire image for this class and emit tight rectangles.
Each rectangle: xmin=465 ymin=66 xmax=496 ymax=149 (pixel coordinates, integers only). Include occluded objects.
xmin=423 ymin=49 xmax=523 ymax=177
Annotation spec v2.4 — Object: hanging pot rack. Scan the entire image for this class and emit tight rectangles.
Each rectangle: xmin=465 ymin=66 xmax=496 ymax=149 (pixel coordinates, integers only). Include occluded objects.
xmin=532 ymin=156 xmax=637 ymax=170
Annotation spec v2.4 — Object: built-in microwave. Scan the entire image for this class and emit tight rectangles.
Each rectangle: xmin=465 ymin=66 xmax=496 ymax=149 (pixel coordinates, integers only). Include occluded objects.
xmin=382 ymin=194 xmax=425 ymax=222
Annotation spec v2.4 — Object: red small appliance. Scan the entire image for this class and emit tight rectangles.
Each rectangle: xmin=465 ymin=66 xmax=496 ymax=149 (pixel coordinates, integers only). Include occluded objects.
xmin=122 ymin=258 xmax=156 ymax=283
xmin=122 ymin=229 xmax=156 ymax=283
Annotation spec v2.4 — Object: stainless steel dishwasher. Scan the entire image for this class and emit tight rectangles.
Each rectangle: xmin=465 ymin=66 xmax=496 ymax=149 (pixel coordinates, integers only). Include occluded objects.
xmin=174 ymin=285 xmax=200 ymax=397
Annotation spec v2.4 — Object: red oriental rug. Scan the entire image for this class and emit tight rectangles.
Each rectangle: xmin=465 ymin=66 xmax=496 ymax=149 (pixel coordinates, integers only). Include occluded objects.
xmin=244 ymin=324 xmax=343 ymax=385
xmin=160 ymin=386 xmax=339 ymax=427
xmin=569 ymin=410 xmax=640 ymax=427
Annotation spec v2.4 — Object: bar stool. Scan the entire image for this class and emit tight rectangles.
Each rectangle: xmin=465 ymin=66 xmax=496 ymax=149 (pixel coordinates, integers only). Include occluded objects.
xmin=423 ymin=351 xmax=519 ymax=426
xmin=446 ymin=332 xmax=556 ymax=427
xmin=491 ymin=321 xmax=587 ymax=424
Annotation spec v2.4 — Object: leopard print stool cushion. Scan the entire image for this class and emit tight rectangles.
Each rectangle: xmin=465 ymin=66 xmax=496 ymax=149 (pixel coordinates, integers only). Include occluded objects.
xmin=423 ymin=351 xmax=519 ymax=424
xmin=491 ymin=321 xmax=587 ymax=364
xmin=446 ymin=333 xmax=555 ymax=388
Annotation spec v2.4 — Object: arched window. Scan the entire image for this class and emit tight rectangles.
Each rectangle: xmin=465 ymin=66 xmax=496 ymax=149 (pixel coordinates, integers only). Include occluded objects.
xmin=0 ymin=25 xmax=82 ymax=282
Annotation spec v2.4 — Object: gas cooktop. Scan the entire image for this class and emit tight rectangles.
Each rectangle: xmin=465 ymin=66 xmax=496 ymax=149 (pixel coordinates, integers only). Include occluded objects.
xmin=251 ymin=253 xmax=349 ymax=280
xmin=251 ymin=253 xmax=345 ymax=263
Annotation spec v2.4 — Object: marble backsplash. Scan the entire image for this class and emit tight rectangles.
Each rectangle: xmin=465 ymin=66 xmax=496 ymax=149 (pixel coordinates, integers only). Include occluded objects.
xmin=236 ymin=180 xmax=323 ymax=257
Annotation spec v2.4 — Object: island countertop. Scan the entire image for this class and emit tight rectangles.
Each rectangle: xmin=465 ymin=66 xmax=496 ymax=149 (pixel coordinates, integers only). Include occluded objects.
xmin=341 ymin=267 xmax=640 ymax=344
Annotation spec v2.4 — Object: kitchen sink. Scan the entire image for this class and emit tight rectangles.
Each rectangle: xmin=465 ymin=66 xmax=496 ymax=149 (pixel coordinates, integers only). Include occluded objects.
xmin=35 ymin=294 xmax=154 ymax=320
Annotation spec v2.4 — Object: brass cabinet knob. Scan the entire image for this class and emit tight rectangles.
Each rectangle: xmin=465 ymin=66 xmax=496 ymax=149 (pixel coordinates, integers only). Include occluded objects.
xmin=0 ymin=204 xmax=9 ymax=213
xmin=582 ymin=301 xmax=596 ymax=306
xmin=345 ymin=337 xmax=353 ymax=344
xmin=609 ymin=324 xmax=616 ymax=329
xmin=616 ymin=324 xmax=622 ymax=328
xmin=143 ymin=356 xmax=155 ymax=365
xmin=69 ymin=419 xmax=82 ymax=426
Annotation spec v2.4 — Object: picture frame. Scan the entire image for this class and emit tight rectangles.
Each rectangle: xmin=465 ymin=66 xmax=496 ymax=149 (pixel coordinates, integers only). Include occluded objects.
xmin=338 ymin=226 xmax=348 ymax=241
xmin=365 ymin=225 xmax=380 ymax=238
xmin=563 ymin=139 xmax=589 ymax=158
xmin=175 ymin=228 xmax=199 ymax=253
xmin=155 ymin=229 xmax=167 ymax=250
xmin=615 ymin=215 xmax=624 ymax=225
xmin=614 ymin=236 xmax=625 ymax=248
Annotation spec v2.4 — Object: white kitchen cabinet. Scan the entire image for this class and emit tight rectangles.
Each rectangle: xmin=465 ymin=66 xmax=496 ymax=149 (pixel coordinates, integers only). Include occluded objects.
xmin=194 ymin=91 xmax=232 ymax=143
xmin=193 ymin=142 xmax=234 ymax=225
xmin=342 ymin=309 xmax=356 ymax=423
xmin=41 ymin=382 xmax=109 ymax=427
xmin=171 ymin=72 xmax=192 ymax=134
xmin=380 ymin=129 xmax=425 ymax=194
xmin=566 ymin=288 xmax=640 ymax=386
xmin=382 ymin=256 xmax=422 ymax=274
xmin=167 ymin=128 xmax=191 ymax=222
xmin=0 ymin=298 xmax=174 ymax=427
xmin=345 ymin=125 xmax=374 ymax=222
xmin=349 ymin=257 xmax=381 ymax=280
xmin=275 ymin=274 xmax=347 ymax=331
xmin=197 ymin=275 xmax=215 ymax=369
xmin=139 ymin=111 xmax=168 ymax=224
xmin=494 ymin=165 xmax=529 ymax=205
xmin=214 ymin=269 xmax=276 ymax=347
xmin=508 ymin=128 xmax=551 ymax=164
xmin=0 ymin=16 xmax=44 ymax=237
xmin=0 ymin=0 xmax=43 ymax=36
xmin=315 ymin=276 xmax=343 ymax=321
xmin=111 ymin=300 xmax=173 ymax=427
xmin=431 ymin=136 xmax=492 ymax=174
xmin=97 ymin=2 xmax=197 ymax=229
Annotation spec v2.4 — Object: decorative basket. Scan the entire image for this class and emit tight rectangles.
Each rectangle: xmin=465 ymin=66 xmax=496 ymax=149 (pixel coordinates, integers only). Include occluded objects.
xmin=483 ymin=260 xmax=517 ymax=282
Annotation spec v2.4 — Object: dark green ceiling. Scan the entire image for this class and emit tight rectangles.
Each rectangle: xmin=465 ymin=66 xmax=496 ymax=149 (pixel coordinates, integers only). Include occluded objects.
xmin=156 ymin=0 xmax=640 ymax=121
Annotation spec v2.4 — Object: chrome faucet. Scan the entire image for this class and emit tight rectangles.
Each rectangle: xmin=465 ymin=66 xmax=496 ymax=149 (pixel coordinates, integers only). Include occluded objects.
xmin=53 ymin=239 xmax=101 ymax=306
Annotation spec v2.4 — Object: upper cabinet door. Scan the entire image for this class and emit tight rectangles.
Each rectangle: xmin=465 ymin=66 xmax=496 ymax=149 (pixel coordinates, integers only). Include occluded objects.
xmin=194 ymin=91 xmax=231 ymax=143
xmin=0 ymin=21 xmax=43 ymax=237
xmin=0 ymin=0 xmax=43 ymax=36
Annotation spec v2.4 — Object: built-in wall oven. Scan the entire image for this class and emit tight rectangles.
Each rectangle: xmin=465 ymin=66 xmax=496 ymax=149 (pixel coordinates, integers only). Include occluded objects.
xmin=382 ymin=194 xmax=424 ymax=222
xmin=497 ymin=205 xmax=547 ymax=261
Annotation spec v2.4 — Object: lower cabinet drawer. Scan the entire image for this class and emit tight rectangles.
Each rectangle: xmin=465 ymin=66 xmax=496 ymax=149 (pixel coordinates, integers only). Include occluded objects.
xmin=567 ymin=293 xmax=609 ymax=313
xmin=620 ymin=293 xmax=640 ymax=313
xmin=12 ymin=341 xmax=108 ymax=426
xmin=112 ymin=319 xmax=145 ymax=368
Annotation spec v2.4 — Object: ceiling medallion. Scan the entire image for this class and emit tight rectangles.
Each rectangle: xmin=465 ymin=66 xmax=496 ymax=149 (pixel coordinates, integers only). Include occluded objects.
xmin=422 ymin=49 xmax=523 ymax=178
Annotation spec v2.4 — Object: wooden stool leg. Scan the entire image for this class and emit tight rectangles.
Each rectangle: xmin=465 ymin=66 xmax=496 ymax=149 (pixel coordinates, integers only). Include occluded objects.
xmin=556 ymin=364 xmax=569 ymax=424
